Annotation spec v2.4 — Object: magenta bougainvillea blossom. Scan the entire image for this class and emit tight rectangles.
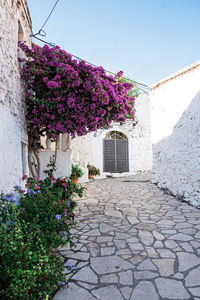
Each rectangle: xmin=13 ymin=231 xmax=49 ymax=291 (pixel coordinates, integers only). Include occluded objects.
xmin=18 ymin=42 xmax=135 ymax=139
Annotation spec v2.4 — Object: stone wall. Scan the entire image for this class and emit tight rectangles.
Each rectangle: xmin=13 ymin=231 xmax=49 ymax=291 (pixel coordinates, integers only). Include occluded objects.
xmin=0 ymin=0 xmax=31 ymax=192
xmin=150 ymin=65 xmax=200 ymax=206
xmin=71 ymin=93 xmax=152 ymax=180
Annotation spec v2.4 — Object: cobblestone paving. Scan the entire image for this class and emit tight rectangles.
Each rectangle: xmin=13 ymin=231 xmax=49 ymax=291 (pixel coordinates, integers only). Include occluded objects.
xmin=53 ymin=174 xmax=200 ymax=300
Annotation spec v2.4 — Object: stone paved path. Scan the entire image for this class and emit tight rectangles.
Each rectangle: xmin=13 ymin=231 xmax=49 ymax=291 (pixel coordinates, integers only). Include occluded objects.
xmin=53 ymin=174 xmax=200 ymax=300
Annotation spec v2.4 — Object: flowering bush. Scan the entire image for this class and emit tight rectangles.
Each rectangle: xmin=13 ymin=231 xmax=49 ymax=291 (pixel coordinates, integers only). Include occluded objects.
xmin=18 ymin=42 xmax=135 ymax=141
xmin=71 ymin=164 xmax=84 ymax=179
xmin=0 ymin=175 xmax=84 ymax=299
xmin=87 ymin=164 xmax=100 ymax=176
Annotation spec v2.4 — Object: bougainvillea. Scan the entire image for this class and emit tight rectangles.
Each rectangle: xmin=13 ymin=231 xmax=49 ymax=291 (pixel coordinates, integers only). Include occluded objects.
xmin=18 ymin=42 xmax=135 ymax=140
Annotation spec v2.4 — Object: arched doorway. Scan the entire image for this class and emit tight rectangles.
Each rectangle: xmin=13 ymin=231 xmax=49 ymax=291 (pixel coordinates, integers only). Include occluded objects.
xmin=103 ymin=131 xmax=129 ymax=173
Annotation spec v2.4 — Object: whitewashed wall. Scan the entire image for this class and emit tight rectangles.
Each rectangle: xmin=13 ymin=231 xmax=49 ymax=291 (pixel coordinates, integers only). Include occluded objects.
xmin=150 ymin=66 xmax=200 ymax=206
xmin=0 ymin=0 xmax=31 ymax=192
xmin=72 ymin=93 xmax=152 ymax=180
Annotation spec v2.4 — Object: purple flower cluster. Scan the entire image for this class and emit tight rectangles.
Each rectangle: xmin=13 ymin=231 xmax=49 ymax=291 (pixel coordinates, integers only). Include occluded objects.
xmin=18 ymin=42 xmax=135 ymax=139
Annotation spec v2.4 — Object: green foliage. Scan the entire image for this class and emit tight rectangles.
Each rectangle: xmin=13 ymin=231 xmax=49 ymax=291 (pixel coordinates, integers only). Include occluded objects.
xmin=117 ymin=75 xmax=139 ymax=121
xmin=87 ymin=164 xmax=100 ymax=176
xmin=43 ymin=155 xmax=56 ymax=177
xmin=71 ymin=164 xmax=84 ymax=179
xmin=0 ymin=175 xmax=84 ymax=299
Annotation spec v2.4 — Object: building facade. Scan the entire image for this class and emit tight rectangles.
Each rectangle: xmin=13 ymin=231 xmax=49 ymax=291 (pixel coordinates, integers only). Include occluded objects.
xmin=0 ymin=0 xmax=32 ymax=192
xmin=72 ymin=93 xmax=152 ymax=180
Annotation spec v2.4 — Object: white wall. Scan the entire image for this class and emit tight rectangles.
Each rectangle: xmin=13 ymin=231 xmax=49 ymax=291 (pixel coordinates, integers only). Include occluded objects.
xmin=0 ymin=0 xmax=31 ymax=192
xmin=72 ymin=93 xmax=152 ymax=180
xmin=150 ymin=66 xmax=200 ymax=206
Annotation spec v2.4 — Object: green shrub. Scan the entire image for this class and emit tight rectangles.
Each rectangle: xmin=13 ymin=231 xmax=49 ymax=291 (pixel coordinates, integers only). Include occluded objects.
xmin=0 ymin=175 xmax=84 ymax=299
xmin=87 ymin=164 xmax=100 ymax=176
xmin=71 ymin=164 xmax=84 ymax=179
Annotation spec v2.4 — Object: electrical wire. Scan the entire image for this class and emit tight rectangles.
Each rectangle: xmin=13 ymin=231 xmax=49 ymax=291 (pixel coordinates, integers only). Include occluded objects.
xmin=34 ymin=0 xmax=61 ymax=37
xmin=31 ymin=36 xmax=148 ymax=90
xmin=20 ymin=0 xmax=149 ymax=91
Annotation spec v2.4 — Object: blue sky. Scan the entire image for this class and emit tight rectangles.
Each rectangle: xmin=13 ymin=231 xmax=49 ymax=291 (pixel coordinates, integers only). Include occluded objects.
xmin=28 ymin=0 xmax=200 ymax=86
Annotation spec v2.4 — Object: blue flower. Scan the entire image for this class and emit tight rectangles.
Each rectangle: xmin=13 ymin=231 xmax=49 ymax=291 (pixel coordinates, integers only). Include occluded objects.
xmin=2 ymin=195 xmax=8 ymax=201
xmin=64 ymin=262 xmax=72 ymax=267
xmin=56 ymin=214 xmax=62 ymax=220
xmin=67 ymin=202 xmax=70 ymax=208
xmin=8 ymin=193 xmax=15 ymax=203
xmin=9 ymin=221 xmax=13 ymax=225
xmin=60 ymin=281 xmax=66 ymax=286
xmin=28 ymin=189 xmax=32 ymax=196
xmin=60 ymin=231 xmax=68 ymax=237
xmin=14 ymin=185 xmax=21 ymax=190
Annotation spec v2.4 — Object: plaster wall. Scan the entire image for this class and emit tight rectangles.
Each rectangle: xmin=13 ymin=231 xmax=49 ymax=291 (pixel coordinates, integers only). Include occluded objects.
xmin=72 ymin=93 xmax=152 ymax=180
xmin=0 ymin=0 xmax=31 ymax=192
xmin=150 ymin=67 xmax=200 ymax=206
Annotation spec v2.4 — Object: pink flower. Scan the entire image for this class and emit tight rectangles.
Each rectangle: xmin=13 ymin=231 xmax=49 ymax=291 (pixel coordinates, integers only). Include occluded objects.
xmin=47 ymin=81 xmax=58 ymax=89
xmin=75 ymin=213 xmax=79 ymax=219
xmin=22 ymin=175 xmax=28 ymax=181
xmin=34 ymin=185 xmax=40 ymax=190
xmin=64 ymin=220 xmax=70 ymax=224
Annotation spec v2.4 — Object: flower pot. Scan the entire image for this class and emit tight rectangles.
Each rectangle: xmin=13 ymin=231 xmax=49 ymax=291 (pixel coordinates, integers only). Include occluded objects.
xmin=88 ymin=174 xmax=93 ymax=179
xmin=73 ymin=178 xmax=78 ymax=185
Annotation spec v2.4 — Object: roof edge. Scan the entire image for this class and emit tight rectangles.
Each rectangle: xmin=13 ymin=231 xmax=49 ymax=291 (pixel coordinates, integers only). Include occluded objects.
xmin=150 ymin=59 xmax=200 ymax=90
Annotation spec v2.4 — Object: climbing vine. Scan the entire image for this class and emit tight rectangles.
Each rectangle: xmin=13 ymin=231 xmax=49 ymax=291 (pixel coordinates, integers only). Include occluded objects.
xmin=18 ymin=42 xmax=135 ymax=176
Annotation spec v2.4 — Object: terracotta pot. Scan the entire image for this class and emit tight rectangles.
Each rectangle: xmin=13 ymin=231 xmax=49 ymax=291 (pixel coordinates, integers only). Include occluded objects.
xmin=73 ymin=178 xmax=78 ymax=185
xmin=88 ymin=174 xmax=93 ymax=179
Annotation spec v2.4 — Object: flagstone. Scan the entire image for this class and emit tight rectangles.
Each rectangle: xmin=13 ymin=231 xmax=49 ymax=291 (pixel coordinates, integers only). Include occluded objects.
xmin=177 ymin=252 xmax=200 ymax=272
xmin=134 ymin=270 xmax=158 ymax=280
xmin=84 ymin=229 xmax=101 ymax=236
xmin=120 ymin=287 xmax=133 ymax=299
xmin=91 ymin=256 xmax=133 ymax=275
xmin=72 ymin=266 xmax=98 ymax=284
xmin=152 ymin=231 xmax=165 ymax=240
xmin=157 ymin=248 xmax=175 ymax=258
xmin=99 ymin=223 xmax=116 ymax=233
xmin=152 ymin=259 xmax=175 ymax=276
xmin=130 ymin=281 xmax=159 ymax=300
xmin=153 ymin=241 xmax=164 ymax=248
xmin=100 ymin=273 xmax=118 ymax=283
xmin=168 ymin=233 xmax=193 ymax=241
xmin=101 ymin=247 xmax=115 ymax=256
xmin=137 ymin=258 xmax=157 ymax=271
xmin=63 ymin=251 xmax=90 ymax=261
xmin=189 ymin=287 xmax=200 ymax=297
xmin=92 ymin=286 xmax=123 ymax=300
xmin=139 ymin=231 xmax=154 ymax=245
xmin=119 ymin=270 xmax=133 ymax=285
xmin=53 ymin=283 xmax=96 ymax=300
xmin=185 ymin=266 xmax=200 ymax=287
xmin=155 ymin=278 xmax=190 ymax=299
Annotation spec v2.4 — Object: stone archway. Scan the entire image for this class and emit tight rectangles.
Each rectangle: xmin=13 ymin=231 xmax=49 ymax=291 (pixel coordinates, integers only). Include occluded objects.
xmin=103 ymin=131 xmax=129 ymax=173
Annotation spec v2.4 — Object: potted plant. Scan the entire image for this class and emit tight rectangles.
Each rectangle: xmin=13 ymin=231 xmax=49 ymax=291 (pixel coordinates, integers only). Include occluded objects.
xmin=71 ymin=164 xmax=83 ymax=185
xmin=87 ymin=164 xmax=100 ymax=179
